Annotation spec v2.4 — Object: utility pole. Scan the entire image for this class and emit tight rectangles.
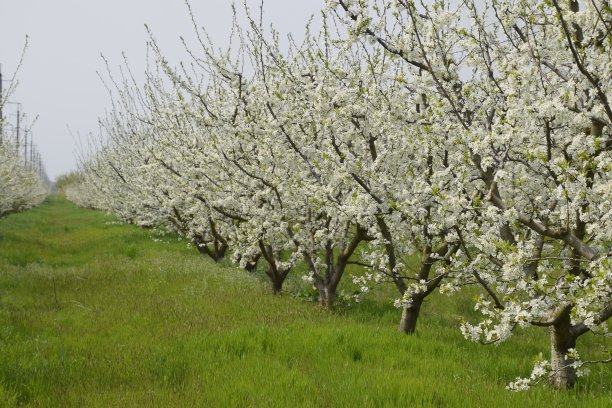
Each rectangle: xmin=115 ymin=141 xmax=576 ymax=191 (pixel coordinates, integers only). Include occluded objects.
xmin=30 ymin=133 xmax=35 ymax=168
xmin=24 ymin=129 xmax=28 ymax=166
xmin=16 ymin=107 xmax=20 ymax=154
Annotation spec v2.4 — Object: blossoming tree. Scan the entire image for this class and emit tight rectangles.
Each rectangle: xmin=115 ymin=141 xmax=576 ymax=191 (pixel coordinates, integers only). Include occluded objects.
xmin=330 ymin=0 xmax=611 ymax=389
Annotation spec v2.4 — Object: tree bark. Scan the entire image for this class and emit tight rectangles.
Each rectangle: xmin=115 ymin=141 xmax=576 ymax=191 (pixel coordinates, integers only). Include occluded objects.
xmin=319 ymin=286 xmax=336 ymax=308
xmin=193 ymin=237 xmax=227 ymax=262
xmin=312 ymin=226 xmax=366 ymax=309
xmin=549 ymin=311 xmax=578 ymax=389
xmin=258 ymin=241 xmax=290 ymax=294
xmin=395 ymin=248 xmax=446 ymax=334
xmin=266 ymin=266 xmax=289 ymax=294
xmin=243 ymin=253 xmax=261 ymax=273
xmin=271 ymin=277 xmax=284 ymax=294
xmin=398 ymin=296 xmax=424 ymax=334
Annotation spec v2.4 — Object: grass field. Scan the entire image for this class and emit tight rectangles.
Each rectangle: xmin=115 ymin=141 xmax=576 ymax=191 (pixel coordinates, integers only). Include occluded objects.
xmin=0 ymin=197 xmax=609 ymax=407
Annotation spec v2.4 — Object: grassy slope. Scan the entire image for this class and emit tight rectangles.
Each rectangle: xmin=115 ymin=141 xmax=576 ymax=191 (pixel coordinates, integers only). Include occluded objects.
xmin=0 ymin=197 xmax=609 ymax=407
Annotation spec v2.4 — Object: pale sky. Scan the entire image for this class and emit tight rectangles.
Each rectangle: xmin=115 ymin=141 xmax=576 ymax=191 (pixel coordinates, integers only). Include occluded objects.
xmin=0 ymin=0 xmax=322 ymax=180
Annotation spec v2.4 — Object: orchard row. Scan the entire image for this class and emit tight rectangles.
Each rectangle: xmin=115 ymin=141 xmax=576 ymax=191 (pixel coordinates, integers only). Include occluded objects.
xmin=0 ymin=42 xmax=49 ymax=217
xmin=0 ymin=142 xmax=48 ymax=217
xmin=69 ymin=0 xmax=611 ymax=390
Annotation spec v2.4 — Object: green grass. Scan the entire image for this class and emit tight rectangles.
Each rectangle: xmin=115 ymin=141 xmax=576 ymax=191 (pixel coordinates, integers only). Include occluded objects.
xmin=0 ymin=197 xmax=609 ymax=407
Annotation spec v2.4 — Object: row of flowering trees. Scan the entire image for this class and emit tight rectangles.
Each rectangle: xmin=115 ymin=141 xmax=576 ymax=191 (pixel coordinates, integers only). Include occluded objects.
xmin=71 ymin=0 xmax=610 ymax=390
xmin=0 ymin=48 xmax=49 ymax=217
xmin=0 ymin=142 xmax=48 ymax=217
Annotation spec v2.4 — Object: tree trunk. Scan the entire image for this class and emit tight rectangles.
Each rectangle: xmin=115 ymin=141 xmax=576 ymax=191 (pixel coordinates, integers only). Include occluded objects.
xmin=258 ymin=241 xmax=289 ymax=294
xmin=271 ymin=278 xmax=283 ymax=294
xmin=214 ymin=241 xmax=227 ymax=261
xmin=266 ymin=267 xmax=288 ymax=295
xmin=243 ymin=253 xmax=261 ymax=273
xmin=398 ymin=297 xmax=423 ymax=334
xmin=193 ymin=237 xmax=227 ymax=262
xmin=549 ymin=314 xmax=577 ymax=389
xmin=319 ymin=287 xmax=336 ymax=308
